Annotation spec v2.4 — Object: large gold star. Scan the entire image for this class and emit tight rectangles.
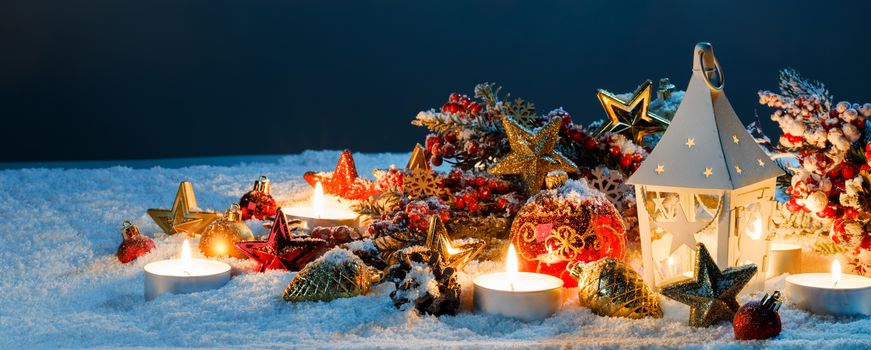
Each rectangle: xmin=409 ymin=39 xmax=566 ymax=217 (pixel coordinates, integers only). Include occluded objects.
xmin=595 ymin=80 xmax=670 ymax=145
xmin=490 ymin=117 xmax=578 ymax=194
xmin=147 ymin=181 xmax=222 ymax=236
xmin=425 ymin=215 xmax=484 ymax=271
xmin=660 ymin=243 xmax=758 ymax=327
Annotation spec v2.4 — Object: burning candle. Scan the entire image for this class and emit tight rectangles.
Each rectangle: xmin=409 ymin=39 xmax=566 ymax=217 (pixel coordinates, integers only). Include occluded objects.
xmin=143 ymin=239 xmax=231 ymax=301
xmin=284 ymin=181 xmax=359 ymax=230
xmin=785 ymin=259 xmax=871 ymax=316
xmin=473 ymin=244 xmax=564 ymax=321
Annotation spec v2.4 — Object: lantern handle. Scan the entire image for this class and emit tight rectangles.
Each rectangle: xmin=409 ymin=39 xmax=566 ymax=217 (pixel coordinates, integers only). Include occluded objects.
xmin=692 ymin=42 xmax=724 ymax=91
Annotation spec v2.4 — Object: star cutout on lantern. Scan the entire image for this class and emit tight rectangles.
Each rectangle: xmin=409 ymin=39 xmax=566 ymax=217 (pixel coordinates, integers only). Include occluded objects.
xmin=703 ymin=168 xmax=713 ymax=178
xmin=235 ymin=209 xmax=328 ymax=272
xmin=655 ymin=202 xmax=710 ymax=256
xmin=660 ymin=243 xmax=757 ymax=327
xmin=686 ymin=138 xmax=695 ymax=148
xmin=425 ymin=215 xmax=484 ymax=271
xmin=735 ymin=166 xmax=742 ymax=174
xmin=758 ymin=159 xmax=765 ymax=167
xmin=594 ymin=80 xmax=670 ymax=145
xmin=489 ymin=117 xmax=578 ymax=194
xmin=304 ymin=149 xmax=376 ymax=200
xmin=406 ymin=143 xmax=430 ymax=170
xmin=732 ymin=135 xmax=740 ymax=144
xmin=655 ymin=165 xmax=665 ymax=174
xmin=147 ymin=181 xmax=222 ymax=236
xmin=652 ymin=196 xmax=668 ymax=217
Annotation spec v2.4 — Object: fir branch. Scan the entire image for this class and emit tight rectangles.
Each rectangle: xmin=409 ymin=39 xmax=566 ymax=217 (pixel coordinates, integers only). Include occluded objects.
xmin=778 ymin=68 xmax=832 ymax=111
xmin=351 ymin=191 xmax=402 ymax=218
xmin=814 ymin=241 xmax=850 ymax=255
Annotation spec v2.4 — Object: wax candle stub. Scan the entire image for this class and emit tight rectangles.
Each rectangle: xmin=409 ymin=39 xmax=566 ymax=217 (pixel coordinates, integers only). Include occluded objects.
xmin=785 ymin=260 xmax=871 ymax=316
xmin=143 ymin=239 xmax=231 ymax=300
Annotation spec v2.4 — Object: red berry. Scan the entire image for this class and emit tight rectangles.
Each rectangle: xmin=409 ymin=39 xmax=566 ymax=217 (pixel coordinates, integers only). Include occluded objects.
xmin=430 ymin=155 xmax=443 ymax=166
xmin=466 ymin=142 xmax=479 ymax=154
xmin=444 ymin=132 xmax=457 ymax=143
xmin=496 ymin=197 xmax=508 ymax=208
xmin=468 ymin=201 xmax=479 ymax=212
xmin=448 ymin=102 xmax=462 ymax=114
xmin=441 ymin=144 xmax=456 ymax=157
xmin=619 ymin=155 xmax=633 ymax=168
xmin=469 ymin=102 xmax=482 ymax=114
xmin=441 ymin=103 xmax=450 ymax=113
xmin=448 ymin=93 xmax=460 ymax=102
xmin=583 ymin=138 xmax=597 ymax=150
xmin=842 ymin=165 xmax=856 ymax=179
xmin=454 ymin=197 xmax=465 ymax=208
xmin=460 ymin=96 xmax=472 ymax=108
xmin=475 ymin=177 xmax=486 ymax=187
xmin=610 ymin=146 xmax=621 ymax=156
xmin=479 ymin=188 xmax=491 ymax=199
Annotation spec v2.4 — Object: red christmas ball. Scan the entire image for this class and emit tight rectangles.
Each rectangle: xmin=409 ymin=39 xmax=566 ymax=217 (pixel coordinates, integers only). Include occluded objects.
xmin=509 ymin=180 xmax=627 ymax=287
xmin=239 ymin=176 xmax=278 ymax=220
xmin=733 ymin=292 xmax=783 ymax=340
xmin=116 ymin=221 xmax=155 ymax=264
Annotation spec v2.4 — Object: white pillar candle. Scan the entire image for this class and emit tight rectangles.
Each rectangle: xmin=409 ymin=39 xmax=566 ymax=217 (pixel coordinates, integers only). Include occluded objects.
xmin=473 ymin=244 xmax=563 ymax=322
xmin=284 ymin=182 xmax=359 ymax=230
xmin=785 ymin=260 xmax=871 ymax=316
xmin=144 ymin=240 xmax=231 ymax=301
xmin=767 ymin=243 xmax=802 ymax=279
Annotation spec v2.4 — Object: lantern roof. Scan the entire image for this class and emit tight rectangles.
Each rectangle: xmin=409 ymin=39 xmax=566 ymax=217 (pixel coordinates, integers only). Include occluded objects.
xmin=628 ymin=43 xmax=784 ymax=190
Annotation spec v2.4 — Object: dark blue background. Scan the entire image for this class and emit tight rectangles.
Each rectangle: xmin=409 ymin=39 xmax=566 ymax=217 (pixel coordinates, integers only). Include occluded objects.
xmin=1 ymin=1 xmax=869 ymax=163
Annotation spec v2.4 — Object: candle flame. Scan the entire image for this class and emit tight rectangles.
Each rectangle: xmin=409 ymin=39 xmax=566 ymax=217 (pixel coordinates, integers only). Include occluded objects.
xmin=506 ymin=244 xmax=518 ymax=290
xmin=832 ymin=259 xmax=842 ymax=287
xmin=313 ymin=181 xmax=325 ymax=218
xmin=745 ymin=218 xmax=763 ymax=240
xmin=181 ymin=239 xmax=192 ymax=268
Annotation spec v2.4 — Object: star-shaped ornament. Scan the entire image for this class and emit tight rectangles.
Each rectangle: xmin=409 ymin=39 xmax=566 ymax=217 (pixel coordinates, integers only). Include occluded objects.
xmin=655 ymin=165 xmax=665 ymax=174
xmin=594 ymin=80 xmax=670 ymax=145
xmin=425 ymin=215 xmax=484 ymax=271
xmin=655 ymin=202 xmax=710 ymax=255
xmin=147 ymin=182 xmax=222 ymax=236
xmin=660 ymin=243 xmax=758 ymax=327
xmin=406 ymin=143 xmax=430 ymax=170
xmin=686 ymin=138 xmax=695 ymax=148
xmin=304 ymin=149 xmax=376 ymax=200
xmin=235 ymin=209 xmax=328 ymax=272
xmin=490 ymin=117 xmax=578 ymax=194
xmin=703 ymin=168 xmax=713 ymax=178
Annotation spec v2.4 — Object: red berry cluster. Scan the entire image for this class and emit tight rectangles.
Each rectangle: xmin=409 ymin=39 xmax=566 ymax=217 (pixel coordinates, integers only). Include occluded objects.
xmin=442 ymin=93 xmax=483 ymax=117
xmin=311 ymin=225 xmax=361 ymax=249
xmin=368 ymin=197 xmax=450 ymax=237
xmin=443 ymin=170 xmax=522 ymax=215
xmin=551 ymin=109 xmax=646 ymax=173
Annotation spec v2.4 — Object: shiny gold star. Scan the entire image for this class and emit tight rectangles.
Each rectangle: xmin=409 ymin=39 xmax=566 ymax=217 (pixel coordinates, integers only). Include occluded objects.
xmin=655 ymin=164 xmax=665 ymax=174
xmin=147 ymin=182 xmax=222 ymax=236
xmin=595 ymin=80 xmax=670 ymax=145
xmin=686 ymin=138 xmax=695 ymax=148
xmin=490 ymin=117 xmax=578 ymax=194
xmin=425 ymin=215 xmax=485 ymax=271
xmin=406 ymin=143 xmax=430 ymax=170
xmin=660 ymin=243 xmax=757 ymax=327
xmin=703 ymin=168 xmax=713 ymax=178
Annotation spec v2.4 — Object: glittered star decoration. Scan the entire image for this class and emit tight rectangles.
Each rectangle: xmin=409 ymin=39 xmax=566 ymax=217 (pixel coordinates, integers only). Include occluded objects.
xmin=304 ymin=149 xmax=376 ymax=200
xmin=425 ymin=215 xmax=484 ymax=271
xmin=655 ymin=202 xmax=710 ymax=256
xmin=147 ymin=181 xmax=222 ymax=236
xmin=595 ymin=80 xmax=670 ymax=145
xmin=490 ymin=117 xmax=578 ymax=194
xmin=235 ymin=208 xmax=328 ymax=272
xmin=660 ymin=243 xmax=757 ymax=327
xmin=406 ymin=143 xmax=430 ymax=170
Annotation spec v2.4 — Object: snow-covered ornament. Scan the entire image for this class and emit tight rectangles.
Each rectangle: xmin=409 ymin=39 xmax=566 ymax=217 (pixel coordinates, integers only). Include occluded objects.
xmin=198 ymin=203 xmax=254 ymax=259
xmin=147 ymin=181 xmax=223 ymax=236
xmin=733 ymin=291 xmax=783 ymax=340
xmin=629 ymin=43 xmax=783 ymax=293
xmin=508 ymin=179 xmax=627 ymax=288
xmin=385 ymin=246 xmax=461 ymax=316
xmin=587 ymin=166 xmax=632 ymax=211
xmin=489 ymin=117 xmax=578 ymax=194
xmin=304 ymin=149 xmax=376 ymax=200
xmin=568 ymin=257 xmax=662 ymax=319
xmin=595 ymin=79 xmax=670 ymax=145
xmin=238 ymin=175 xmax=277 ymax=220
xmin=283 ymin=248 xmax=372 ymax=302
xmin=116 ymin=221 xmax=154 ymax=263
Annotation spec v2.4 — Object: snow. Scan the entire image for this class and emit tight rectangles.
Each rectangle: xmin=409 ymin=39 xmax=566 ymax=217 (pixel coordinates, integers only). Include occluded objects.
xmin=1 ymin=150 xmax=869 ymax=349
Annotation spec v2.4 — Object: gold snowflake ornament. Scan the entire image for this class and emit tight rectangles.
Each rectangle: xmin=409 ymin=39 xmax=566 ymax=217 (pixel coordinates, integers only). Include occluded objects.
xmin=404 ymin=168 xmax=452 ymax=200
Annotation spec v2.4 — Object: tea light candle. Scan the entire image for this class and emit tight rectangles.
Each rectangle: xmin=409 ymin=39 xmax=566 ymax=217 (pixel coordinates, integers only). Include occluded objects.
xmin=284 ymin=182 xmax=359 ymax=230
xmin=144 ymin=239 xmax=231 ymax=301
xmin=473 ymin=244 xmax=564 ymax=322
xmin=766 ymin=243 xmax=802 ymax=279
xmin=785 ymin=260 xmax=871 ymax=316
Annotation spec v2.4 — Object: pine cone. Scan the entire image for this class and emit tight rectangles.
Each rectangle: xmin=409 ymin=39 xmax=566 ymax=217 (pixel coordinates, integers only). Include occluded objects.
xmin=386 ymin=246 xmax=461 ymax=316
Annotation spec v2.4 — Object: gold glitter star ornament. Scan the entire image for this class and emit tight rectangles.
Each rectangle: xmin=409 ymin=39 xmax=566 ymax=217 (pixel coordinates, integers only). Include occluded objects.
xmin=147 ymin=181 xmax=222 ymax=236
xmin=595 ymin=80 xmax=670 ymax=145
xmin=660 ymin=243 xmax=757 ymax=327
xmin=489 ymin=117 xmax=578 ymax=194
xmin=425 ymin=215 xmax=485 ymax=271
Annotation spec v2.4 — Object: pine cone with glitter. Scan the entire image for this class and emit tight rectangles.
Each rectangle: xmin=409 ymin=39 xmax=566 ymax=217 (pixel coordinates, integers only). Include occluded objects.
xmin=569 ymin=257 xmax=662 ymax=319
xmin=385 ymin=246 xmax=461 ymax=316
xmin=283 ymin=248 xmax=371 ymax=302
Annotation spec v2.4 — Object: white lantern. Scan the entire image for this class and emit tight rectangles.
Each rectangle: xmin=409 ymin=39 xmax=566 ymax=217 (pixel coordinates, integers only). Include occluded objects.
xmin=628 ymin=43 xmax=784 ymax=293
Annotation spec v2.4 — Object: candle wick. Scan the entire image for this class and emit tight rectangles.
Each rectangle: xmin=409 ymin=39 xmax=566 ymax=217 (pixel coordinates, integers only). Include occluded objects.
xmin=833 ymin=280 xmax=839 ymax=288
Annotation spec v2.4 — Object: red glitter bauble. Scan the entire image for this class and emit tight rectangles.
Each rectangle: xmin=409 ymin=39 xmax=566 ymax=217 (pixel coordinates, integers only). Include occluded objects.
xmin=116 ymin=221 xmax=155 ymax=264
xmin=733 ymin=292 xmax=783 ymax=340
xmin=509 ymin=180 xmax=627 ymax=287
xmin=239 ymin=175 xmax=277 ymax=220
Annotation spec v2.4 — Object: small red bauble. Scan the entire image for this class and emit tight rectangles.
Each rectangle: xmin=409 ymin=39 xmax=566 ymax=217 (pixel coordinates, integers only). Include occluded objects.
xmin=509 ymin=180 xmax=627 ymax=287
xmin=239 ymin=175 xmax=278 ymax=220
xmin=733 ymin=292 xmax=783 ymax=340
xmin=116 ymin=221 xmax=155 ymax=263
